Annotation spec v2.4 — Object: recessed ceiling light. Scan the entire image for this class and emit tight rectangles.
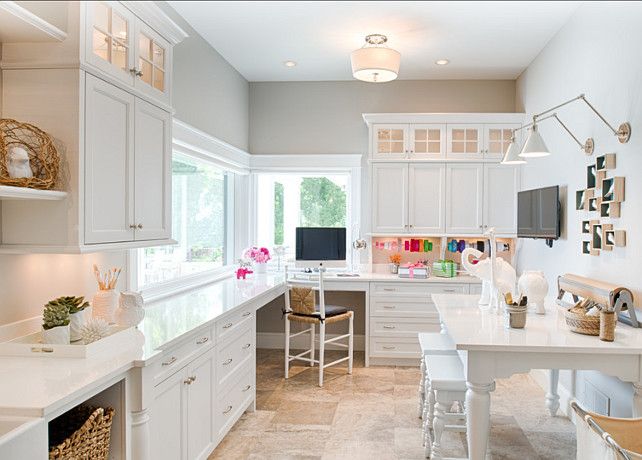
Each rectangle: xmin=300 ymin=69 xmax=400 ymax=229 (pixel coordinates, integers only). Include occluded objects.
xmin=435 ymin=59 xmax=450 ymax=66
xmin=284 ymin=60 xmax=297 ymax=68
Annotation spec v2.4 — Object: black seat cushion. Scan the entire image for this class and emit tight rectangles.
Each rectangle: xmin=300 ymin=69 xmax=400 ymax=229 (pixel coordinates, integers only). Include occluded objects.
xmin=318 ymin=305 xmax=349 ymax=317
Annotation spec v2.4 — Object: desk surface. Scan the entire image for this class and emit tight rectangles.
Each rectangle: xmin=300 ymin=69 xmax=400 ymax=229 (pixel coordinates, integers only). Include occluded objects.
xmin=295 ymin=271 xmax=481 ymax=284
xmin=432 ymin=294 xmax=642 ymax=354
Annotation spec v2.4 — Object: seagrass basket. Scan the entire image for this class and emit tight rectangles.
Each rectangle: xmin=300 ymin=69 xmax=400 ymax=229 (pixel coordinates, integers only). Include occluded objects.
xmin=48 ymin=406 xmax=114 ymax=460
xmin=0 ymin=118 xmax=60 ymax=190
xmin=564 ymin=307 xmax=600 ymax=336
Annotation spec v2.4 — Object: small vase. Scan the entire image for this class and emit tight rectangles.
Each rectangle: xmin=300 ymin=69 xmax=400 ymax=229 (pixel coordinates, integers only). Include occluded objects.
xmin=69 ymin=306 xmax=93 ymax=341
xmin=115 ymin=291 xmax=145 ymax=327
xmin=389 ymin=264 xmax=399 ymax=274
xmin=254 ymin=262 xmax=267 ymax=274
xmin=93 ymin=289 xmax=119 ymax=324
xmin=42 ymin=324 xmax=70 ymax=344
xmin=518 ymin=271 xmax=549 ymax=315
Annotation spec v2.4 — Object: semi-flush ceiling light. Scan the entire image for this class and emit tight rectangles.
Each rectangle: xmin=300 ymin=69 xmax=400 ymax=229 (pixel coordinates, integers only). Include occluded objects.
xmin=351 ymin=34 xmax=400 ymax=83
xmin=435 ymin=59 xmax=450 ymax=66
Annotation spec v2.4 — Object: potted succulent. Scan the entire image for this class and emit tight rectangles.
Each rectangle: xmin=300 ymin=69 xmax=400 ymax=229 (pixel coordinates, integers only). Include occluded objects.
xmin=57 ymin=296 xmax=91 ymax=341
xmin=42 ymin=300 xmax=71 ymax=344
xmin=389 ymin=253 xmax=402 ymax=274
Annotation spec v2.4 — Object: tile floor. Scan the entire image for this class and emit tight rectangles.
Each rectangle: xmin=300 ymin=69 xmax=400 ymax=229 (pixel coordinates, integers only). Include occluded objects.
xmin=209 ymin=349 xmax=576 ymax=459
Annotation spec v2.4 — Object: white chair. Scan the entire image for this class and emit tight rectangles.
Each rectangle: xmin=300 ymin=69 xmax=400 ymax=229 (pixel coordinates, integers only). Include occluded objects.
xmin=284 ymin=266 xmax=354 ymax=387
xmin=424 ymin=354 xmax=467 ymax=460
xmin=418 ymin=332 xmax=457 ymax=418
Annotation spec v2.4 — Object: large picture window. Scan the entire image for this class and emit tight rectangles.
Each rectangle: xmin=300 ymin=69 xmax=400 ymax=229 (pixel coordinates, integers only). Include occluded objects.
xmin=137 ymin=152 xmax=231 ymax=290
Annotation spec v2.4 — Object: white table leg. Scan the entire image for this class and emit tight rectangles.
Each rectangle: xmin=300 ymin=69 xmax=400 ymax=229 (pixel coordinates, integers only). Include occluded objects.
xmin=633 ymin=382 xmax=642 ymax=417
xmin=466 ymin=380 xmax=495 ymax=460
xmin=545 ymin=369 xmax=560 ymax=416
xmin=131 ymin=408 xmax=151 ymax=460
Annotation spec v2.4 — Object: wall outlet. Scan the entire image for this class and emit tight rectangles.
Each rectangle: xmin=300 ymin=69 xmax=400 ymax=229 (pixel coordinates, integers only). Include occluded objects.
xmin=585 ymin=380 xmax=611 ymax=415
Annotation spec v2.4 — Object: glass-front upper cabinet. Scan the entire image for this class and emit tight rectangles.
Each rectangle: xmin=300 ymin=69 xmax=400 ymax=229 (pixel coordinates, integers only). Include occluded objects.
xmin=484 ymin=124 xmax=521 ymax=160
xmin=134 ymin=22 xmax=171 ymax=104
xmin=446 ymin=124 xmax=484 ymax=159
xmin=372 ymin=124 xmax=409 ymax=160
xmin=410 ymin=124 xmax=445 ymax=159
xmin=85 ymin=2 xmax=135 ymax=85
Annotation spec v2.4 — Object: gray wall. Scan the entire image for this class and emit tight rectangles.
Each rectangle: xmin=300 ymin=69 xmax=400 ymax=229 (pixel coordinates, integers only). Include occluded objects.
xmin=249 ymin=80 xmax=516 ymax=155
xmin=159 ymin=3 xmax=249 ymax=151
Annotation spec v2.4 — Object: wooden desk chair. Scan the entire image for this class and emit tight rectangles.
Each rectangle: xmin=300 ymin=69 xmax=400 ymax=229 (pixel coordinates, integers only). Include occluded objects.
xmin=284 ymin=266 xmax=354 ymax=387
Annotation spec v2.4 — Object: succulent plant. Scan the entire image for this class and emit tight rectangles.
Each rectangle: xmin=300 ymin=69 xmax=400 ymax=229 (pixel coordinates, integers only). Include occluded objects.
xmin=47 ymin=296 xmax=90 ymax=315
xmin=42 ymin=302 xmax=71 ymax=330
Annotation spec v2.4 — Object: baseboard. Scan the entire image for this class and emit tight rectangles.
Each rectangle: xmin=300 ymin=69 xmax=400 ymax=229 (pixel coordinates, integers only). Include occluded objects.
xmin=257 ymin=332 xmax=366 ymax=351
xmin=529 ymin=369 xmax=575 ymax=421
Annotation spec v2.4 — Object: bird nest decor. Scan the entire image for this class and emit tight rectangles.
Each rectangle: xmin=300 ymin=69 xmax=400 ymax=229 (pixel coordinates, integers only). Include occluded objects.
xmin=0 ymin=118 xmax=60 ymax=189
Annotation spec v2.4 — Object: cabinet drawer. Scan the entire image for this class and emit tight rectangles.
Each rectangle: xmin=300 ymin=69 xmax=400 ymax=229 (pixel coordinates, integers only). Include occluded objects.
xmin=370 ymin=282 xmax=468 ymax=299
xmin=369 ymin=337 xmax=422 ymax=359
xmin=216 ymin=325 xmax=254 ymax=391
xmin=371 ymin=297 xmax=438 ymax=317
xmin=216 ymin=308 xmax=254 ymax=342
xmin=370 ymin=317 xmax=440 ymax=338
xmin=216 ymin=363 xmax=254 ymax=440
xmin=152 ymin=328 xmax=213 ymax=386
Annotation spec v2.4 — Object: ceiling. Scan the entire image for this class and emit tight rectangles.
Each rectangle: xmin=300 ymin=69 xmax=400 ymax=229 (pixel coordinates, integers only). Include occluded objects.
xmin=168 ymin=1 xmax=580 ymax=82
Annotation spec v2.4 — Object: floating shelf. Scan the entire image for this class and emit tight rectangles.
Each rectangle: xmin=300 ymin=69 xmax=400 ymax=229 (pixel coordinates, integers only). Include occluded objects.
xmin=0 ymin=1 xmax=67 ymax=43
xmin=0 ymin=185 xmax=67 ymax=201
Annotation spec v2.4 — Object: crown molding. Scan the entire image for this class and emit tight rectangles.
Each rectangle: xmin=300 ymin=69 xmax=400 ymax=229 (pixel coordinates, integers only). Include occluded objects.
xmin=121 ymin=1 xmax=188 ymax=45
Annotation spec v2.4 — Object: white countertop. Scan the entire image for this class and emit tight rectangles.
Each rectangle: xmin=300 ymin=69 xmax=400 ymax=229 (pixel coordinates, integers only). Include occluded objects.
xmin=432 ymin=294 xmax=642 ymax=354
xmin=325 ymin=272 xmax=481 ymax=284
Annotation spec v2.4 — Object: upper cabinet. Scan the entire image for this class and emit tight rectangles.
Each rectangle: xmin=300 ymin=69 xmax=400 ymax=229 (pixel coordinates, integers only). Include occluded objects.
xmin=484 ymin=124 xmax=522 ymax=160
xmin=372 ymin=124 xmax=445 ymax=160
xmin=446 ymin=123 xmax=522 ymax=160
xmin=373 ymin=124 xmax=408 ymax=160
xmin=134 ymin=21 xmax=171 ymax=104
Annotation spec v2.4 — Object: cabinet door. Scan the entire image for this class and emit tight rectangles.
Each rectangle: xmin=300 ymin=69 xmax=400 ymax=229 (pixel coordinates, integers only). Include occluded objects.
xmin=372 ymin=163 xmax=408 ymax=233
xmin=84 ymin=74 xmax=135 ymax=244
xmin=134 ymin=20 xmax=172 ymax=105
xmin=187 ymin=350 xmax=215 ymax=460
xmin=84 ymin=1 xmax=135 ymax=85
xmin=134 ymin=99 xmax=172 ymax=241
xmin=446 ymin=124 xmax=484 ymax=159
xmin=409 ymin=124 xmax=445 ymax=159
xmin=445 ymin=164 xmax=483 ymax=234
xmin=372 ymin=124 xmax=408 ymax=159
xmin=150 ymin=370 xmax=188 ymax=460
xmin=484 ymin=124 xmax=521 ymax=160
xmin=484 ymin=163 xmax=521 ymax=234
xmin=408 ymin=164 xmax=445 ymax=233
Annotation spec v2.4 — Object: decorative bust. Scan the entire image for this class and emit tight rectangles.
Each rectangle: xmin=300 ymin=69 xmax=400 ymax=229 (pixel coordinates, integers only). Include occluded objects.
xmin=7 ymin=146 xmax=33 ymax=179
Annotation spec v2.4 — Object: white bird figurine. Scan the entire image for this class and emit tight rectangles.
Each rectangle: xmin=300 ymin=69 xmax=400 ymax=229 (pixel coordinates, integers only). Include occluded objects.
xmin=6 ymin=146 xmax=33 ymax=179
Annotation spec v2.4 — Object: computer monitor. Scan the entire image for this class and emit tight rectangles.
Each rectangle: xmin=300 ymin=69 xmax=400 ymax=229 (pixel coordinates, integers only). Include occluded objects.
xmin=295 ymin=227 xmax=347 ymax=269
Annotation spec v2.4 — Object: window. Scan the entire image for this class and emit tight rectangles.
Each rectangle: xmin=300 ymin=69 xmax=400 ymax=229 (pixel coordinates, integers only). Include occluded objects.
xmin=255 ymin=173 xmax=350 ymax=261
xmin=137 ymin=152 xmax=232 ymax=290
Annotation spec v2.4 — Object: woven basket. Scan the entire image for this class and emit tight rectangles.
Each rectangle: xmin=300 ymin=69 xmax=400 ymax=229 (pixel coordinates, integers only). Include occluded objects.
xmin=48 ymin=406 xmax=114 ymax=460
xmin=564 ymin=307 xmax=600 ymax=336
xmin=0 ymin=118 xmax=60 ymax=190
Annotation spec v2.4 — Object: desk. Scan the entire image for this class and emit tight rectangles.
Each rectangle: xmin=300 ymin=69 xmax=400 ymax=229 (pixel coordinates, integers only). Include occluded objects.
xmin=432 ymin=294 xmax=642 ymax=460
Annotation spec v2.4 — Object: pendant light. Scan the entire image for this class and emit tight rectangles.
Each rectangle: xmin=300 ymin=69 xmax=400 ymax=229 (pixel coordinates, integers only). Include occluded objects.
xmin=519 ymin=124 xmax=551 ymax=158
xmin=351 ymin=34 xmax=400 ymax=83
xmin=501 ymin=135 xmax=526 ymax=164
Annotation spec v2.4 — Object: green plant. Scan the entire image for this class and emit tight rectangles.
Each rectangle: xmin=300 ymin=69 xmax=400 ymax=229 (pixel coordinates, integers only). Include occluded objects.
xmin=42 ymin=302 xmax=71 ymax=330
xmin=48 ymin=296 xmax=90 ymax=315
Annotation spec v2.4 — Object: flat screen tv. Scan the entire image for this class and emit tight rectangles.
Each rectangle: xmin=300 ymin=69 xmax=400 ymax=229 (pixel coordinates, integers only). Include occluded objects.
xmin=517 ymin=186 xmax=560 ymax=240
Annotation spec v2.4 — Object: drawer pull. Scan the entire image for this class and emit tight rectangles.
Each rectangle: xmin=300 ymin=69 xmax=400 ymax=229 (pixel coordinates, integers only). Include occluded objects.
xmin=162 ymin=356 xmax=177 ymax=366
xmin=223 ymin=358 xmax=233 ymax=365
xmin=382 ymin=305 xmax=396 ymax=309
xmin=196 ymin=337 xmax=209 ymax=345
xmin=443 ymin=289 xmax=456 ymax=293
xmin=242 ymin=384 xmax=251 ymax=392
xmin=383 ymin=288 xmax=396 ymax=292
xmin=223 ymin=322 xmax=233 ymax=329
xmin=383 ymin=346 xmax=396 ymax=350
xmin=242 ymin=343 xmax=251 ymax=350
xmin=242 ymin=311 xmax=252 ymax=317
xmin=223 ymin=405 xmax=233 ymax=414
xmin=383 ymin=325 xmax=396 ymax=329
xmin=183 ymin=376 xmax=196 ymax=385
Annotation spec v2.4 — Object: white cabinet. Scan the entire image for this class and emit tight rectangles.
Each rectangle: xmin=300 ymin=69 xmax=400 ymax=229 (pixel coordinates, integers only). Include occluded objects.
xmin=484 ymin=163 xmax=521 ymax=234
xmin=484 ymin=124 xmax=521 ymax=160
xmin=447 ymin=123 xmax=521 ymax=160
xmin=372 ymin=124 xmax=445 ymax=160
xmin=150 ymin=368 xmax=187 ymax=460
xmin=372 ymin=163 xmax=408 ymax=233
xmin=372 ymin=124 xmax=408 ymax=160
xmin=408 ymin=164 xmax=445 ymax=233
xmin=409 ymin=124 xmax=446 ymax=159
xmin=445 ymin=164 xmax=484 ymax=234
xmin=84 ymin=74 xmax=171 ymax=245
xmin=186 ymin=350 xmax=215 ymax=460
xmin=134 ymin=21 xmax=171 ymax=106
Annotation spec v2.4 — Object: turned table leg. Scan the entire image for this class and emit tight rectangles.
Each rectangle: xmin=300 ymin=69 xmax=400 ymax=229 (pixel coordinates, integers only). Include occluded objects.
xmin=131 ymin=409 xmax=151 ymax=460
xmin=546 ymin=369 xmax=560 ymax=416
xmin=466 ymin=380 xmax=495 ymax=460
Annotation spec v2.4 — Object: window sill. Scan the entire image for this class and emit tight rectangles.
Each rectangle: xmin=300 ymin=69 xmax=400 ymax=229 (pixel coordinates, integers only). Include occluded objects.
xmin=140 ymin=266 xmax=236 ymax=303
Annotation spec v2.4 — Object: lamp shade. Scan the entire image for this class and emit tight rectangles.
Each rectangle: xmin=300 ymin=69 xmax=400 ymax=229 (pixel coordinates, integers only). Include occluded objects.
xmin=501 ymin=138 xmax=526 ymax=164
xmin=519 ymin=125 xmax=550 ymax=157
xmin=351 ymin=47 xmax=400 ymax=83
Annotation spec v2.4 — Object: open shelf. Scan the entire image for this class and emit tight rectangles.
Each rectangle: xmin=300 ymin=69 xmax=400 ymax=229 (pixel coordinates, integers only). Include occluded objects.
xmin=0 ymin=185 xmax=67 ymax=201
xmin=0 ymin=1 xmax=67 ymax=43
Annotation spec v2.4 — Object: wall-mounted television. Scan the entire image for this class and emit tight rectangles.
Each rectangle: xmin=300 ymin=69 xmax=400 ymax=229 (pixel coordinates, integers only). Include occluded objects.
xmin=517 ymin=186 xmax=560 ymax=241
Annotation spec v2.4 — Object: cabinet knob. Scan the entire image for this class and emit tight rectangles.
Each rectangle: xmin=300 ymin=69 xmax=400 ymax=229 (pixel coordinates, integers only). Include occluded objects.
xmin=162 ymin=356 xmax=177 ymax=366
xmin=223 ymin=405 xmax=233 ymax=414
xmin=223 ymin=358 xmax=233 ymax=365
xmin=129 ymin=68 xmax=143 ymax=77
xmin=242 ymin=343 xmax=251 ymax=349
xmin=409 ymin=224 xmax=414 ymax=228
xmin=129 ymin=224 xmax=137 ymax=229
xmin=242 ymin=385 xmax=251 ymax=392
xmin=196 ymin=337 xmax=209 ymax=345
xmin=137 ymin=223 xmax=143 ymax=229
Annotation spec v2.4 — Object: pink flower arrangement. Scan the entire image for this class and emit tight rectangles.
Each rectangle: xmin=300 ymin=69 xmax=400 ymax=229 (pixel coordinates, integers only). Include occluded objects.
xmin=243 ymin=246 xmax=271 ymax=264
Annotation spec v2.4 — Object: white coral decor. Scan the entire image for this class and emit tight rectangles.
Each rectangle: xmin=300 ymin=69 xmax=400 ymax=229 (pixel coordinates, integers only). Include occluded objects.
xmin=79 ymin=318 xmax=110 ymax=344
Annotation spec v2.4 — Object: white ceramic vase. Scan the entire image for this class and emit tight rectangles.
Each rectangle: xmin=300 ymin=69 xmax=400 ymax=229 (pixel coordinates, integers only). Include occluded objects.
xmin=518 ymin=270 xmax=549 ymax=314
xmin=92 ymin=289 xmax=119 ymax=324
xmin=42 ymin=324 xmax=70 ymax=344
xmin=254 ymin=262 xmax=267 ymax=274
xmin=69 ymin=306 xmax=93 ymax=341
xmin=115 ymin=291 xmax=145 ymax=327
